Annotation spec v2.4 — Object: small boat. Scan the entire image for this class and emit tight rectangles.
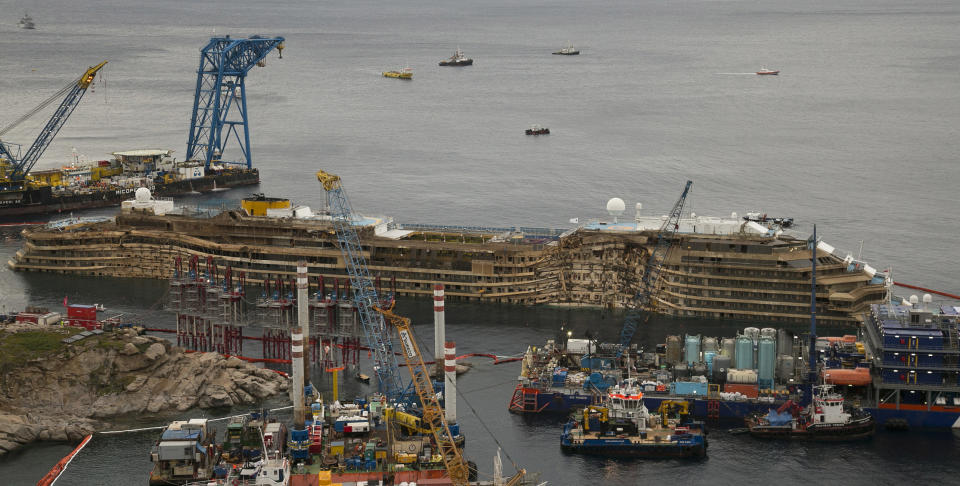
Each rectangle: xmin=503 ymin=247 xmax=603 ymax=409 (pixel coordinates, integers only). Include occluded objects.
xmin=18 ymin=13 xmax=35 ymax=30
xmin=382 ymin=67 xmax=413 ymax=79
xmin=560 ymin=379 xmax=707 ymax=458
xmin=526 ymin=125 xmax=550 ymax=136
xmin=744 ymin=385 xmax=875 ymax=440
xmin=553 ymin=42 xmax=580 ymax=56
xmin=439 ymin=47 xmax=473 ymax=66
xmin=756 ymin=67 xmax=779 ymax=75
xmin=355 ymin=372 xmax=371 ymax=383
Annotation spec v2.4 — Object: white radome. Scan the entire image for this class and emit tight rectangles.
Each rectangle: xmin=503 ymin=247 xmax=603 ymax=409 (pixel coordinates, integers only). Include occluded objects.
xmin=606 ymin=197 xmax=626 ymax=217
xmin=135 ymin=187 xmax=152 ymax=202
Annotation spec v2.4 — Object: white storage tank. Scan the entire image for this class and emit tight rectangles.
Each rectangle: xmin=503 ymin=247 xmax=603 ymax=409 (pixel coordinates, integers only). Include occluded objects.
xmin=727 ymin=368 xmax=759 ymax=384
xmin=566 ymin=338 xmax=592 ymax=355
xmin=702 ymin=336 xmax=719 ymax=354
xmin=721 ymin=338 xmax=736 ymax=358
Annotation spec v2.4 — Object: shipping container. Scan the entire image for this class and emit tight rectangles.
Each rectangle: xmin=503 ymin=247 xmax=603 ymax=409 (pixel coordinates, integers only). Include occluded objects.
xmin=723 ymin=383 xmax=759 ymax=399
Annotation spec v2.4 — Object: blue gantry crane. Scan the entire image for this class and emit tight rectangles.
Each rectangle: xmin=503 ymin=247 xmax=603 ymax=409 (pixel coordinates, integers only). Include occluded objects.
xmin=315 ymin=170 xmax=406 ymax=402
xmin=185 ymin=35 xmax=284 ymax=170
xmin=0 ymin=61 xmax=107 ymax=190
xmin=617 ymin=180 xmax=693 ymax=357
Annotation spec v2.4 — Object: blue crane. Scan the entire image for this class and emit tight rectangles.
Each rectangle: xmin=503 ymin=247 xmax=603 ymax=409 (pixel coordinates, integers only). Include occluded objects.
xmin=315 ymin=170 xmax=406 ymax=402
xmin=0 ymin=61 xmax=107 ymax=189
xmin=185 ymin=35 xmax=284 ymax=170
xmin=617 ymin=180 xmax=693 ymax=357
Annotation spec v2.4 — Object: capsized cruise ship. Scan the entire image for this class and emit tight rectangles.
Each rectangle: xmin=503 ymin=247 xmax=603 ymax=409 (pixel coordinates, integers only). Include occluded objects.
xmin=9 ymin=193 xmax=889 ymax=326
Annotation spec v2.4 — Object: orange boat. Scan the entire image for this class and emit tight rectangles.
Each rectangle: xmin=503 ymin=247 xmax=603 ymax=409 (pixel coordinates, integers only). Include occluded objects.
xmin=822 ymin=367 xmax=871 ymax=386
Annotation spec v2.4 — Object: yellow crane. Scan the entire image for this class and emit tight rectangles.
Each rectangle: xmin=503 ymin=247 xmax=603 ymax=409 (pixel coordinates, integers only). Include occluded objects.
xmin=374 ymin=305 xmax=471 ymax=486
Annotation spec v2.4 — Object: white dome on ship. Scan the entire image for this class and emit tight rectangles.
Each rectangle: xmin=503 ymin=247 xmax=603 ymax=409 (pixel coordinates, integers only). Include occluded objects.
xmin=135 ymin=187 xmax=152 ymax=202
xmin=606 ymin=197 xmax=625 ymax=216
xmin=923 ymin=294 xmax=933 ymax=304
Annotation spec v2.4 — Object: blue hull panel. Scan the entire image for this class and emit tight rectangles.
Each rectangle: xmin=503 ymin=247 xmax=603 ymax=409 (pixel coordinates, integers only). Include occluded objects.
xmin=866 ymin=407 xmax=960 ymax=429
xmin=514 ymin=389 xmax=778 ymax=421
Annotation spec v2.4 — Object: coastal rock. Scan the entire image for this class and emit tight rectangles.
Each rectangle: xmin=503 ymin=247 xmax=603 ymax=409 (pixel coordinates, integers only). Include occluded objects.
xmin=144 ymin=343 xmax=166 ymax=361
xmin=0 ymin=328 xmax=290 ymax=456
xmin=120 ymin=342 xmax=139 ymax=356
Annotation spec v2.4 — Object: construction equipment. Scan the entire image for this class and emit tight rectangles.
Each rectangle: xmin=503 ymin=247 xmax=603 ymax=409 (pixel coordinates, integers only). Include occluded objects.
xmin=375 ymin=306 xmax=470 ymax=486
xmin=186 ymin=35 xmax=284 ymax=170
xmin=0 ymin=61 xmax=107 ymax=189
xmin=315 ymin=170 xmax=405 ymax=401
xmin=617 ymin=180 xmax=693 ymax=357
xmin=656 ymin=400 xmax=691 ymax=425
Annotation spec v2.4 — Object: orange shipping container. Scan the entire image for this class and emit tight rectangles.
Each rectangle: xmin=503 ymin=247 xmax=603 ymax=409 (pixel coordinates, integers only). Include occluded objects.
xmin=723 ymin=383 xmax=759 ymax=399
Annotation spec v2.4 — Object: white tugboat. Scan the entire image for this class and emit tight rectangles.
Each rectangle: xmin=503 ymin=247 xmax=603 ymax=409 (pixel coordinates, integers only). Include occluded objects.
xmin=745 ymin=384 xmax=875 ymax=440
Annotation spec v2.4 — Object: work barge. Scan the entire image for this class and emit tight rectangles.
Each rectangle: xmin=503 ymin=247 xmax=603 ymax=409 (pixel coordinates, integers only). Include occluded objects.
xmin=8 ymin=201 xmax=888 ymax=326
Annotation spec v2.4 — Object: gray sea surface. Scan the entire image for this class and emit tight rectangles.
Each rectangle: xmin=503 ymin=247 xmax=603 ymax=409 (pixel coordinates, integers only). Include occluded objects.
xmin=0 ymin=0 xmax=959 ymax=484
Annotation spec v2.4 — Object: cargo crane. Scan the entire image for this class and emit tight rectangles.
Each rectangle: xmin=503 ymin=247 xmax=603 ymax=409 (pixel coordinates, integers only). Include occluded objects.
xmin=0 ymin=61 xmax=107 ymax=190
xmin=315 ymin=170 xmax=405 ymax=401
xmin=185 ymin=35 xmax=284 ymax=170
xmin=617 ymin=180 xmax=693 ymax=357
xmin=376 ymin=306 xmax=471 ymax=486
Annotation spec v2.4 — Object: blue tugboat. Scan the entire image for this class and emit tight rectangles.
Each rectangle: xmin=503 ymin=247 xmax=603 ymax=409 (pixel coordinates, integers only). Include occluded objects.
xmin=560 ymin=379 xmax=707 ymax=458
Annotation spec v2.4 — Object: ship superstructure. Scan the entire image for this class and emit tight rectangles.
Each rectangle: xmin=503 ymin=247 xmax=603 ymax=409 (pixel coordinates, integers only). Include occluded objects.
xmin=860 ymin=302 xmax=960 ymax=428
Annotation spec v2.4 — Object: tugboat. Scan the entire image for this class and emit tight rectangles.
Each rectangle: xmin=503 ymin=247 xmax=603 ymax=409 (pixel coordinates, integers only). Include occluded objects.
xmin=439 ymin=47 xmax=473 ymax=66
xmin=18 ymin=13 xmax=35 ymax=29
xmin=382 ymin=67 xmax=413 ymax=79
xmin=756 ymin=67 xmax=780 ymax=75
xmin=560 ymin=379 xmax=707 ymax=458
xmin=553 ymin=42 xmax=580 ymax=55
xmin=525 ymin=125 xmax=550 ymax=135
xmin=744 ymin=385 xmax=875 ymax=440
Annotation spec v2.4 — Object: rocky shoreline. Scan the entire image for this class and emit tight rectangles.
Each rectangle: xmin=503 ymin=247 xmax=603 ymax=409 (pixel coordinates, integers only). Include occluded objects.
xmin=0 ymin=324 xmax=289 ymax=457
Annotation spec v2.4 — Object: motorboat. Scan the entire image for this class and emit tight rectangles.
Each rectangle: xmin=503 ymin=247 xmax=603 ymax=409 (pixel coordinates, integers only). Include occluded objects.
xmin=756 ymin=68 xmax=779 ymax=75
xmin=525 ymin=125 xmax=550 ymax=136
xmin=382 ymin=67 xmax=413 ymax=79
xmin=18 ymin=13 xmax=35 ymax=29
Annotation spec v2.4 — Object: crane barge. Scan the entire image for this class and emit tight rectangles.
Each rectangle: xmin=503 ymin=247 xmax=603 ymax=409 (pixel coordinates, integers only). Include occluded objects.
xmin=0 ymin=35 xmax=283 ymax=220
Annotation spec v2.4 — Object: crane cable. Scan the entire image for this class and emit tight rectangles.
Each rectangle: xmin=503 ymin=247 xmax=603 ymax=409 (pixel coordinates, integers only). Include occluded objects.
xmin=0 ymin=78 xmax=76 ymax=138
xmin=416 ymin=332 xmax=525 ymax=476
